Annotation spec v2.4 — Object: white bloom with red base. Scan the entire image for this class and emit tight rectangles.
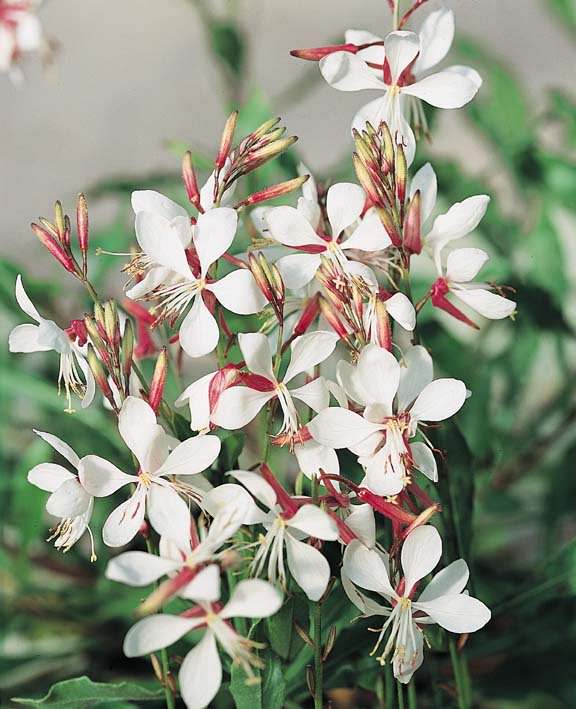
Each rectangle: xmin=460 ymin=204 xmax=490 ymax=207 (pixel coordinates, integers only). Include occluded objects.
xmin=9 ymin=276 xmax=95 ymax=411
xmin=79 ymin=397 xmax=221 ymax=548
xmin=0 ymin=1 xmax=43 ymax=80
xmin=212 ymin=331 xmax=338 ymax=439
xmin=207 ymin=470 xmax=338 ymax=601
xmin=308 ymin=344 xmax=466 ymax=495
xmin=320 ymin=13 xmax=481 ymax=164
xmin=129 ymin=206 xmax=266 ymax=358
xmin=342 ymin=526 xmax=490 ymax=683
xmin=27 ymin=429 xmax=95 ymax=556
xmin=430 ymin=247 xmax=516 ymax=327
xmin=265 ymin=182 xmax=390 ymax=291
xmin=123 ymin=578 xmax=282 ymax=709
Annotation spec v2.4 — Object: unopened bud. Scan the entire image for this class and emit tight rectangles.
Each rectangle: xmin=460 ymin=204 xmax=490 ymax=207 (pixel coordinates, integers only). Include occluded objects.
xmin=319 ymin=297 xmax=349 ymax=339
xmin=290 ymin=43 xmax=358 ymax=61
xmin=374 ymin=297 xmax=392 ymax=351
xmin=76 ymin=193 xmax=89 ymax=274
xmin=352 ymin=153 xmax=380 ymax=205
xmin=245 ymin=136 xmax=298 ymax=170
xmin=103 ymin=300 xmax=119 ymax=345
xmin=31 ymin=223 xmax=78 ymax=275
xmin=63 ymin=214 xmax=71 ymax=248
xmin=269 ymin=262 xmax=285 ymax=303
xmin=251 ymin=117 xmax=281 ymax=140
xmin=216 ymin=111 xmax=238 ymax=169
xmin=248 ymin=252 xmax=273 ymax=302
xmin=87 ymin=344 xmax=116 ymax=408
xmin=182 ymin=151 xmax=201 ymax=210
xmin=148 ymin=347 xmax=168 ymax=414
xmin=403 ymin=191 xmax=422 ymax=255
xmin=293 ymin=294 xmax=320 ymax=336
xmin=375 ymin=207 xmax=401 ymax=247
xmin=395 ymin=144 xmax=407 ymax=206
xmin=54 ymin=201 xmax=65 ymax=241
xmin=237 ymin=175 xmax=309 ymax=208
xmin=84 ymin=314 xmax=107 ymax=358
xmin=121 ymin=318 xmax=134 ymax=380
xmin=380 ymin=121 xmax=395 ymax=167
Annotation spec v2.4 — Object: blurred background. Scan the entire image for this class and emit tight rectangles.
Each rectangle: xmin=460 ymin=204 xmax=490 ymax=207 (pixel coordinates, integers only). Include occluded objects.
xmin=2 ymin=0 xmax=576 ymax=707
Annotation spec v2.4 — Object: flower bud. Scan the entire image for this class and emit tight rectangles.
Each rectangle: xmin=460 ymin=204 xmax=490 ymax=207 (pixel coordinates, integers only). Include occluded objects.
xmin=374 ymin=297 xmax=392 ymax=351
xmin=182 ymin=151 xmax=201 ymax=210
xmin=352 ymin=153 xmax=381 ymax=205
xmin=121 ymin=317 xmax=134 ymax=380
xmin=31 ymin=223 xmax=79 ymax=275
xmin=380 ymin=121 xmax=395 ymax=168
xmin=236 ymin=175 xmax=309 ymax=207
xmin=54 ymin=200 xmax=66 ymax=241
xmin=395 ymin=144 xmax=407 ymax=206
xmin=251 ymin=116 xmax=281 ymax=140
xmin=293 ymin=294 xmax=320 ymax=336
xmin=403 ymin=190 xmax=422 ymax=255
xmin=148 ymin=347 xmax=168 ymax=414
xmin=216 ymin=110 xmax=238 ymax=169
xmin=375 ymin=207 xmax=402 ymax=247
xmin=244 ymin=136 xmax=298 ymax=172
xmin=319 ymin=297 xmax=349 ymax=339
xmin=76 ymin=193 xmax=89 ymax=273
xmin=87 ymin=344 xmax=116 ymax=410
xmin=290 ymin=43 xmax=358 ymax=61
xmin=103 ymin=300 xmax=119 ymax=346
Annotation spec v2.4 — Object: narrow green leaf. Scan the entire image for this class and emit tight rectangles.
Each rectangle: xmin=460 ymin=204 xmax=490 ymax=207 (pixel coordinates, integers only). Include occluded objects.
xmin=12 ymin=676 xmax=164 ymax=706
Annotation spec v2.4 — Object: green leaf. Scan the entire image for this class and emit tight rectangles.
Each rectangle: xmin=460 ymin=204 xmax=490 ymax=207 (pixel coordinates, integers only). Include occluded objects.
xmin=12 ymin=676 xmax=164 ymax=707
xmin=229 ymin=652 xmax=286 ymax=709
xmin=209 ymin=20 xmax=246 ymax=78
xmin=548 ymin=0 xmax=576 ymax=36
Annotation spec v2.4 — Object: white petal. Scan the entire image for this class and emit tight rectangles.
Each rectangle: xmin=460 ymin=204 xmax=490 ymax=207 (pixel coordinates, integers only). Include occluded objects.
xmin=28 ymin=463 xmax=75 ymax=493
xmin=179 ymin=295 xmax=220 ymax=358
xmin=341 ymin=208 xmax=391 ymax=252
xmin=15 ymin=14 xmax=42 ymax=50
xmin=446 ymin=248 xmax=490 ymax=283
xmin=410 ymin=378 xmax=466 ymax=422
xmin=221 ymin=579 xmax=282 ymax=619
xmin=203 ymin=483 xmax=267 ymax=525
xmin=125 ymin=266 xmax=170 ymax=299
xmin=238 ymin=332 xmax=274 ymax=379
xmin=287 ymin=504 xmax=339 ymax=540
xmin=361 ymin=449 xmax=406 ymax=496
xmin=194 ymin=208 xmax=238 ymax=276
xmin=135 ymin=212 xmax=192 ymax=278
xmin=337 ymin=360 xmax=369 ymax=406
xmin=147 ymin=483 xmax=192 ymax=549
xmin=319 ymin=51 xmax=386 ymax=92
xmin=180 ymin=564 xmax=222 ymax=602
xmin=8 ymin=324 xmax=49 ymax=353
xmin=453 ymin=288 xmax=516 ymax=320
xmin=118 ymin=397 xmax=160 ymax=469
xmin=285 ymin=534 xmax=330 ymax=601
xmin=78 ymin=456 xmax=134 ymax=496
xmin=227 ymin=470 xmax=277 ymax=510
xmin=297 ymin=196 xmax=321 ymax=230
xmin=211 ymin=387 xmax=274 ymax=429
xmin=345 ymin=29 xmax=383 ymax=45
xmin=77 ymin=353 xmax=96 ymax=409
xmin=157 ymin=435 xmax=221 ymax=476
xmin=46 ymin=478 xmax=91 ymax=518
xmin=102 ymin=488 xmax=147 ymax=547
xmin=403 ymin=69 xmax=480 ymax=109
xmin=397 ymin=345 xmax=434 ymax=411
xmin=283 ymin=331 xmax=338 ymax=384
xmin=276 ymin=253 xmax=321 ymax=290
xmin=131 ymin=190 xmax=189 ymax=221
xmin=444 ymin=64 xmax=483 ymax=91
xmin=401 ymin=525 xmax=442 ymax=594
xmin=345 ymin=504 xmax=375 ymax=548
xmin=342 ymin=540 xmax=396 ymax=598
xmin=411 ymin=442 xmax=438 ymax=482
xmin=33 ymin=430 xmax=80 ymax=467
xmin=208 ymin=269 xmax=267 ymax=315
xmin=410 ymin=163 xmax=437 ymax=224
xmin=106 ymin=551 xmax=180 ymax=586
xmin=200 ymin=168 xmax=237 ymax=210
xmin=265 ymin=206 xmax=324 ymax=247
xmin=175 ymin=372 xmax=213 ymax=432
xmin=414 ymin=8 xmax=454 ymax=73
xmin=294 ymin=440 xmax=340 ymax=479
xmin=290 ymin=377 xmax=329 ymax=413
xmin=357 ymin=344 xmax=400 ymax=413
xmin=353 ymin=94 xmax=416 ymax=165
xmin=426 ymin=195 xmax=490 ymax=251
xmin=308 ymin=408 xmax=381 ymax=449
xmin=385 ymin=293 xmax=416 ymax=331
xmin=341 ymin=571 xmax=389 ymax=616
xmin=202 ymin=497 xmax=253 ymax=550
xmin=385 ymin=31 xmax=420 ymax=84
xmin=418 ymin=559 xmax=469 ymax=602
xmin=414 ymin=593 xmax=491 ymax=633
xmin=179 ymin=632 xmax=222 ymax=709
xmin=15 ymin=275 xmax=42 ymax=323
xmin=394 ymin=622 xmax=424 ymax=684
xmin=326 ymin=182 xmax=365 ymax=237
xmin=124 ymin=615 xmax=200 ymax=657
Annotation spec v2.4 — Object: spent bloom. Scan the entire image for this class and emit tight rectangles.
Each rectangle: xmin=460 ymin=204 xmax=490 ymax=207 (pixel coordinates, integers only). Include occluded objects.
xmin=343 ymin=526 xmax=490 ymax=683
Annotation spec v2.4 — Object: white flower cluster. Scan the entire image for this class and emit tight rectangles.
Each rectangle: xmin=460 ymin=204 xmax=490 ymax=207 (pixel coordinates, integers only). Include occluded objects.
xmin=10 ymin=5 xmax=515 ymax=708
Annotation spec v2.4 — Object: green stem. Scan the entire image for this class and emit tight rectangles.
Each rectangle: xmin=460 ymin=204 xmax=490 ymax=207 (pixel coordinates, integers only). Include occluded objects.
xmin=449 ymin=638 xmax=470 ymax=709
xmin=313 ymin=601 xmax=323 ymax=709
xmin=160 ymin=648 xmax=175 ymax=709
xmin=384 ymin=663 xmax=395 ymax=708
xmin=393 ymin=0 xmax=401 ymax=29
xmin=407 ymin=680 xmax=417 ymax=709
xmin=83 ymin=278 xmax=99 ymax=304
xmin=396 ymin=681 xmax=405 ymax=709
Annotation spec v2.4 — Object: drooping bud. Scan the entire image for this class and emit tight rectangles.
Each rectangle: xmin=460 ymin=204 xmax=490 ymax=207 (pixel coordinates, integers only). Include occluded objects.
xmin=76 ymin=193 xmax=89 ymax=275
xmin=357 ymin=488 xmax=416 ymax=525
xmin=31 ymin=223 xmax=79 ymax=275
xmin=148 ymin=347 xmax=168 ymax=414
xmin=236 ymin=175 xmax=309 ymax=207
xmin=216 ymin=111 xmax=238 ymax=170
xmin=290 ymin=43 xmax=359 ymax=61
xmin=403 ymin=190 xmax=422 ymax=255
xmin=182 ymin=151 xmax=202 ymax=211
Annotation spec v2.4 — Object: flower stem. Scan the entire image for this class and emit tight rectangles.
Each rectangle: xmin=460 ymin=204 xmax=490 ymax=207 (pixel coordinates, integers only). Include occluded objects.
xmin=160 ymin=648 xmax=175 ymax=709
xmin=313 ymin=600 xmax=323 ymax=709
xmin=449 ymin=638 xmax=470 ymax=709
xmin=396 ymin=681 xmax=405 ymax=709
xmin=407 ymin=680 xmax=418 ymax=709
xmin=393 ymin=0 xmax=401 ymax=29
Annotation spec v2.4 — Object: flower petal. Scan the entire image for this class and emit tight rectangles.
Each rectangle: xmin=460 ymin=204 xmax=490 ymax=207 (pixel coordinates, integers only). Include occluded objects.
xmin=28 ymin=463 xmax=75 ymax=492
xmin=46 ymin=478 xmax=91 ymax=518
xmin=8 ymin=324 xmax=49 ymax=353
xmin=238 ymin=332 xmax=274 ymax=380
xmin=203 ymin=483 xmax=267 ymax=525
xmin=135 ymin=211 xmax=192 ymax=278
xmin=319 ymin=51 xmax=386 ymax=92
xmin=181 ymin=564 xmax=222 ymax=602
xmin=385 ymin=31 xmax=420 ymax=84
xmin=446 ymin=247 xmax=490 ymax=283
xmin=211 ymin=387 xmax=274 ymax=429
xmin=118 ymin=397 xmax=160 ymax=468
xmin=283 ymin=331 xmax=338 ymax=384
xmin=157 ymin=435 xmax=221 ymax=477
xmin=102 ymin=487 xmax=147 ymax=547
xmin=265 ymin=205 xmax=324 ymax=247
xmin=326 ymin=182 xmax=365 ymax=237
xmin=124 ymin=615 xmax=201 ymax=657
xmin=193 ymin=207 xmax=238 ymax=276
xmin=410 ymin=441 xmax=438 ymax=482
xmin=179 ymin=631 xmax=222 ymax=709
xmin=276 ymin=253 xmax=321 ymax=290
xmin=385 ymin=293 xmax=416 ymax=331
xmin=341 ymin=208 xmax=391 ymax=251
xmin=426 ymin=195 xmax=490 ymax=252
xmin=403 ymin=69 xmax=480 ymax=109
xmin=290 ymin=377 xmax=330 ymax=413
xmin=285 ymin=534 xmax=331 ymax=601
xmin=15 ymin=275 xmax=43 ymax=323
xmin=414 ymin=593 xmax=491 ymax=633
xmin=294 ymin=440 xmax=340 ymax=479
xmin=397 ymin=345 xmax=434 ymax=411
xmin=208 ymin=269 xmax=267 ymax=315
xmin=287 ymin=504 xmax=339 ymax=540
xmin=401 ymin=525 xmax=442 ymax=595
xmin=418 ymin=559 xmax=469 ymax=602
xmin=342 ymin=540 xmax=396 ymax=598
xmin=78 ymin=455 xmax=134 ymax=497
xmin=414 ymin=7 xmax=454 ymax=73
xmin=221 ymin=579 xmax=282 ymax=619
xmin=179 ymin=295 xmax=220 ymax=358
xmin=453 ymin=288 xmax=516 ymax=320
xmin=131 ymin=190 xmax=189 ymax=221
xmin=34 ymin=429 xmax=80 ymax=467
xmin=410 ymin=378 xmax=466 ymax=422
xmin=147 ymin=483 xmax=192 ymax=550
xmin=308 ymin=408 xmax=381 ymax=449
xmin=345 ymin=504 xmax=376 ymax=548
xmin=227 ymin=470 xmax=277 ymax=510
xmin=410 ymin=163 xmax=437 ymax=224
xmin=357 ymin=344 xmax=400 ymax=413
xmin=175 ymin=372 xmax=213 ymax=432
xmin=106 ymin=551 xmax=180 ymax=586
xmin=394 ymin=622 xmax=424 ymax=684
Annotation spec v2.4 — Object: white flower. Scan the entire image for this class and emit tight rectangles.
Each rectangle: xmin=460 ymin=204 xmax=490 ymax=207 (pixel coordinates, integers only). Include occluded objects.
xmin=129 ymin=206 xmax=266 ymax=358
xmin=123 ymin=578 xmax=282 ymax=709
xmin=265 ymin=182 xmax=390 ymax=291
xmin=343 ymin=526 xmax=491 ymax=683
xmin=308 ymin=344 xmax=467 ymax=495
xmin=79 ymin=397 xmax=221 ymax=548
xmin=205 ymin=471 xmax=338 ymax=601
xmin=8 ymin=275 xmax=95 ymax=411
xmin=431 ymin=247 xmax=516 ymax=324
xmin=0 ymin=1 xmax=43 ymax=80
xmin=320 ymin=11 xmax=481 ymax=163
xmin=212 ymin=330 xmax=338 ymax=439
xmin=27 ymin=430 xmax=95 ymax=556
